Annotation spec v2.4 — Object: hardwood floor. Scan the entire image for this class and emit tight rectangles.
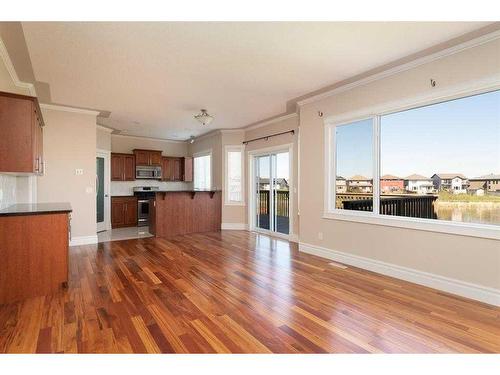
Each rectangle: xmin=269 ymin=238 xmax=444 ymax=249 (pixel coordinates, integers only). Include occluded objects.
xmin=0 ymin=231 xmax=499 ymax=353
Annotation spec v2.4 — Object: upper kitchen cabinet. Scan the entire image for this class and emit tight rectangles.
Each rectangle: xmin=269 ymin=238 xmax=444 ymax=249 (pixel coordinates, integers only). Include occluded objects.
xmin=111 ymin=153 xmax=135 ymax=181
xmin=0 ymin=91 xmax=45 ymax=175
xmin=162 ymin=156 xmax=193 ymax=182
xmin=133 ymin=149 xmax=162 ymax=166
xmin=183 ymin=157 xmax=193 ymax=182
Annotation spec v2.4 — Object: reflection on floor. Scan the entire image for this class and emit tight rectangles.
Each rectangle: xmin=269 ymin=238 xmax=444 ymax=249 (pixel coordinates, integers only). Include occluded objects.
xmin=97 ymin=226 xmax=153 ymax=243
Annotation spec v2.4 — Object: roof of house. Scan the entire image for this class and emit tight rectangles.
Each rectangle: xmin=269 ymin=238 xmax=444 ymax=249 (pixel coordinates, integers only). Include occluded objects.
xmin=349 ymin=175 xmax=371 ymax=181
xmin=381 ymin=174 xmax=402 ymax=180
xmin=468 ymin=181 xmax=487 ymax=190
xmin=336 ymin=176 xmax=346 ymax=180
xmin=432 ymin=173 xmax=467 ymax=179
xmin=405 ymin=174 xmax=432 ymax=181
xmin=470 ymin=173 xmax=500 ymax=181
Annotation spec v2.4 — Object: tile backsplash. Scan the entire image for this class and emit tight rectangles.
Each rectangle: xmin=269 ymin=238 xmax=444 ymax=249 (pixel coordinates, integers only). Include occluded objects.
xmin=0 ymin=174 xmax=17 ymax=209
xmin=111 ymin=180 xmax=193 ymax=196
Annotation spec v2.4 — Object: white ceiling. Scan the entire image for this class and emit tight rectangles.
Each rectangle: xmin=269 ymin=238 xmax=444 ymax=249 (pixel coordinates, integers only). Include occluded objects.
xmin=21 ymin=22 xmax=488 ymax=140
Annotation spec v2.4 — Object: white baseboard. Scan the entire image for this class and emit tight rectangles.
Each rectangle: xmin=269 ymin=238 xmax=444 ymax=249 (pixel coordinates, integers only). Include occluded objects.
xmin=221 ymin=223 xmax=248 ymax=230
xmin=70 ymin=235 xmax=98 ymax=247
xmin=299 ymin=242 xmax=500 ymax=307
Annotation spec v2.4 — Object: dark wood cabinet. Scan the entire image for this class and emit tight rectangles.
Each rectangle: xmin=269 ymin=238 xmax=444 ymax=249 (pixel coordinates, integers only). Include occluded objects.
xmin=183 ymin=157 xmax=193 ymax=182
xmin=0 ymin=91 xmax=45 ymax=175
xmin=0 ymin=212 xmax=69 ymax=304
xmin=133 ymin=149 xmax=162 ymax=166
xmin=111 ymin=196 xmax=137 ymax=228
xmin=111 ymin=153 xmax=135 ymax=181
xmin=161 ymin=157 xmax=192 ymax=182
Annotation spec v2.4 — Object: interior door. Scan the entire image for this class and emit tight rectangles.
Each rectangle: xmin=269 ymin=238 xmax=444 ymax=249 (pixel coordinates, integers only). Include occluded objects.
xmin=96 ymin=156 xmax=106 ymax=232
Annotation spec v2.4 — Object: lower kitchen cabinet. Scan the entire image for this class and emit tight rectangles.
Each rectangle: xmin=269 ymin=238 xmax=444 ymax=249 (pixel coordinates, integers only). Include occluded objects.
xmin=111 ymin=196 xmax=138 ymax=228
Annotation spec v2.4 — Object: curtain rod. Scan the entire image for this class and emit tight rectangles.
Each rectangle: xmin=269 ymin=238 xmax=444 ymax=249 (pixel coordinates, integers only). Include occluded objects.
xmin=242 ymin=130 xmax=295 ymax=145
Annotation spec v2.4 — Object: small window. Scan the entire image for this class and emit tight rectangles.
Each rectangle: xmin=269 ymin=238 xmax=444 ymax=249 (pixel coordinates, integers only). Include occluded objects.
xmin=225 ymin=146 xmax=244 ymax=205
xmin=193 ymin=151 xmax=212 ymax=190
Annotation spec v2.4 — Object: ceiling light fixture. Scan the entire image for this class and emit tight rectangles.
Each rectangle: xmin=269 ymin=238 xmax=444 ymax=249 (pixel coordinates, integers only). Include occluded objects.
xmin=189 ymin=136 xmax=195 ymax=144
xmin=194 ymin=109 xmax=214 ymax=126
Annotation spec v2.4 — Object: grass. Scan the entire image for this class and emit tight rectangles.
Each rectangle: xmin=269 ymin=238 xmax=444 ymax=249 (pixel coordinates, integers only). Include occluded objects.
xmin=437 ymin=191 xmax=500 ymax=203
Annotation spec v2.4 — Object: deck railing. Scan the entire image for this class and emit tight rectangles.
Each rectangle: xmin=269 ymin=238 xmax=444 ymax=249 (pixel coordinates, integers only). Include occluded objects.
xmin=258 ymin=190 xmax=289 ymax=217
xmin=339 ymin=194 xmax=438 ymax=219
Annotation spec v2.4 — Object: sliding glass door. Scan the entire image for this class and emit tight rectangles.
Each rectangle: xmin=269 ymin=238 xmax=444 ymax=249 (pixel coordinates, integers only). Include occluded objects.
xmin=254 ymin=150 xmax=290 ymax=235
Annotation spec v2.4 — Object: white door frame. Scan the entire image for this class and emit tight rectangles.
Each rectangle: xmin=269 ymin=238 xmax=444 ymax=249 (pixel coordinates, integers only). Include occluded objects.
xmin=96 ymin=149 xmax=111 ymax=232
xmin=247 ymin=143 xmax=293 ymax=240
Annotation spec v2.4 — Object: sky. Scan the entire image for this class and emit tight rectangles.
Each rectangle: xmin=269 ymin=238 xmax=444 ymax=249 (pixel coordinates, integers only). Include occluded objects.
xmin=257 ymin=151 xmax=289 ymax=179
xmin=336 ymin=89 xmax=500 ymax=179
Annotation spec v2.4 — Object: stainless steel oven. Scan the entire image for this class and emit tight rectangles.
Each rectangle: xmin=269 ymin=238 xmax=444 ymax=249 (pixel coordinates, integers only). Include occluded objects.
xmin=133 ymin=186 xmax=159 ymax=227
xmin=136 ymin=165 xmax=162 ymax=179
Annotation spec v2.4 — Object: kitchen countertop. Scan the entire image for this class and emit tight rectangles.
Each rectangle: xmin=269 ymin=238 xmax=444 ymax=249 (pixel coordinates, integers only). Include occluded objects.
xmin=0 ymin=202 xmax=72 ymax=217
xmin=154 ymin=189 xmax=221 ymax=193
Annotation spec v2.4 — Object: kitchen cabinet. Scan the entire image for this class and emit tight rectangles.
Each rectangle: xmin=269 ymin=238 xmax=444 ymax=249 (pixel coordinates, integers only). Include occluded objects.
xmin=183 ymin=157 xmax=193 ymax=182
xmin=133 ymin=149 xmax=162 ymax=166
xmin=0 ymin=205 xmax=71 ymax=304
xmin=0 ymin=91 xmax=45 ymax=175
xmin=111 ymin=153 xmax=135 ymax=181
xmin=162 ymin=157 xmax=192 ymax=182
xmin=111 ymin=196 xmax=137 ymax=228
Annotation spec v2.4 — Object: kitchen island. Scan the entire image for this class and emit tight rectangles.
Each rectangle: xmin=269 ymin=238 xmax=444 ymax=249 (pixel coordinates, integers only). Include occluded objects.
xmin=149 ymin=190 xmax=221 ymax=238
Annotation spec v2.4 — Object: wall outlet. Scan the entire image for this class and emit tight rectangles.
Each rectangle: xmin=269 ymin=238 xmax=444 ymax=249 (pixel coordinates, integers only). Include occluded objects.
xmin=75 ymin=169 xmax=84 ymax=175
xmin=318 ymin=232 xmax=323 ymax=240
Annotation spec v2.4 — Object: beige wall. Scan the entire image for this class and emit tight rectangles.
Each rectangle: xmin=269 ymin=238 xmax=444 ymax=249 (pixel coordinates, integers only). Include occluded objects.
xmin=38 ymin=108 xmax=97 ymax=238
xmin=244 ymin=116 xmax=300 ymax=236
xmin=112 ymin=134 xmax=188 ymax=156
xmin=299 ymin=39 xmax=500 ymax=289
xmin=97 ymin=128 xmax=112 ymax=151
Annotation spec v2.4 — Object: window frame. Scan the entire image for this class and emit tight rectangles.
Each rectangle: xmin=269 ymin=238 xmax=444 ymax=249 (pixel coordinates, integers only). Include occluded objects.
xmin=224 ymin=145 xmax=245 ymax=206
xmin=193 ymin=149 xmax=212 ymax=190
xmin=324 ymin=84 xmax=500 ymax=240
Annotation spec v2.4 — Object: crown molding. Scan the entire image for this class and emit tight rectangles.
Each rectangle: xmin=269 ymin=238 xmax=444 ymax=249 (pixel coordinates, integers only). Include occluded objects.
xmin=0 ymin=37 xmax=37 ymax=97
xmin=96 ymin=124 xmax=114 ymax=133
xmin=40 ymin=103 xmax=100 ymax=116
xmin=297 ymin=29 xmax=500 ymax=107
xmin=244 ymin=113 xmax=298 ymax=131
xmin=111 ymin=133 xmax=186 ymax=144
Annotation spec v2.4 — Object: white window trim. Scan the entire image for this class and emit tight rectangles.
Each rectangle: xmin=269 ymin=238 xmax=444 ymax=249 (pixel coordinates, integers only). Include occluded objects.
xmin=324 ymin=80 xmax=500 ymax=241
xmin=193 ymin=149 xmax=213 ymax=190
xmin=224 ymin=145 xmax=245 ymax=206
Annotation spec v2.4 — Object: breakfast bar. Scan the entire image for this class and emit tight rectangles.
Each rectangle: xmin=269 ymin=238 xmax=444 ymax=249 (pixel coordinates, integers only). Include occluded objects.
xmin=149 ymin=190 xmax=221 ymax=238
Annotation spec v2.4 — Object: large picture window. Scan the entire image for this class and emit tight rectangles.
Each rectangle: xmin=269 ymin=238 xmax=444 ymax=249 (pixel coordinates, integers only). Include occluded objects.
xmin=225 ymin=146 xmax=244 ymax=205
xmin=194 ymin=151 xmax=212 ymax=190
xmin=326 ymin=89 xmax=500 ymax=238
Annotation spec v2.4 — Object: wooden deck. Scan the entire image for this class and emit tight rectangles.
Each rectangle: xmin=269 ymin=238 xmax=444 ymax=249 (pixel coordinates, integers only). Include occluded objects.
xmin=0 ymin=231 xmax=499 ymax=353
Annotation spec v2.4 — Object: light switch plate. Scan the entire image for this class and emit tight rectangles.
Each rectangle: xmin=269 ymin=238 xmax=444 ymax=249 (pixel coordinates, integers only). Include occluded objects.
xmin=75 ymin=169 xmax=84 ymax=175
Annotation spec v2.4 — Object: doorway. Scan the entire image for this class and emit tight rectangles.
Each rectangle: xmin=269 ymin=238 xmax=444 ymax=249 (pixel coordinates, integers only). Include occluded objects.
xmin=96 ymin=150 xmax=110 ymax=232
xmin=249 ymin=145 xmax=292 ymax=238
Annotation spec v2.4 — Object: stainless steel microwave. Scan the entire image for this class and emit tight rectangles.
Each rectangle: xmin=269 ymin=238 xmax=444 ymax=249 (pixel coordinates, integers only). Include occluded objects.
xmin=136 ymin=165 xmax=162 ymax=179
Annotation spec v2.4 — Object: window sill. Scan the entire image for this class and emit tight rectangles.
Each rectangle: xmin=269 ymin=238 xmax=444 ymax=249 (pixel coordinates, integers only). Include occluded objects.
xmin=323 ymin=211 xmax=500 ymax=240
xmin=224 ymin=201 xmax=246 ymax=207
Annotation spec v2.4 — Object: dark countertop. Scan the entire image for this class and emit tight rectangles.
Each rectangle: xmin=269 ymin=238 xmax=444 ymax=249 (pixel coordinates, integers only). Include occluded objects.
xmin=0 ymin=202 xmax=72 ymax=217
xmin=155 ymin=189 xmax=221 ymax=193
